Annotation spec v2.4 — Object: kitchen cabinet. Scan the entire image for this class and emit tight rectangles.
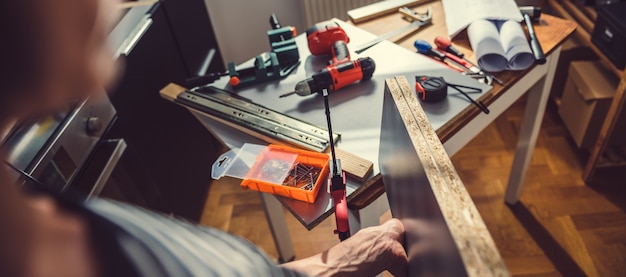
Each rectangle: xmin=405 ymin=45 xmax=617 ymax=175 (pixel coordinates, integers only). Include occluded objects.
xmin=106 ymin=1 xmax=223 ymax=221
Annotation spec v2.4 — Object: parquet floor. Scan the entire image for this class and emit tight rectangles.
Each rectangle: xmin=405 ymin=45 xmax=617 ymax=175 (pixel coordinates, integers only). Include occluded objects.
xmin=199 ymin=95 xmax=626 ymax=276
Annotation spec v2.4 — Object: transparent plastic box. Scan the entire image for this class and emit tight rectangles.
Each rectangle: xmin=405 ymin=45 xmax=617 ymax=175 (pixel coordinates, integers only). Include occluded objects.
xmin=212 ymin=143 xmax=329 ymax=203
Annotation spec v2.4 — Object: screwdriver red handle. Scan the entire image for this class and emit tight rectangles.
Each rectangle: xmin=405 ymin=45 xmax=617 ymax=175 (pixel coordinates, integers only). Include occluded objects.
xmin=434 ymin=36 xmax=465 ymax=58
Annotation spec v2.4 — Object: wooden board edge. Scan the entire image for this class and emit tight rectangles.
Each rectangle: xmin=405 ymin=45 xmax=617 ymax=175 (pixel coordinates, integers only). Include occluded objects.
xmin=348 ymin=0 xmax=432 ymax=23
xmin=159 ymin=83 xmax=187 ymax=102
xmin=385 ymin=75 xmax=509 ymax=277
xmin=335 ymin=148 xmax=374 ymax=182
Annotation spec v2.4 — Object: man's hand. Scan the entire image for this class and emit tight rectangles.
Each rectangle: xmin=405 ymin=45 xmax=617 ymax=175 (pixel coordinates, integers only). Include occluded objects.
xmin=282 ymin=219 xmax=408 ymax=277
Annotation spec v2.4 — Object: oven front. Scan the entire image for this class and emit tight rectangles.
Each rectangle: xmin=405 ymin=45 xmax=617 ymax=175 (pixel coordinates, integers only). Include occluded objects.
xmin=3 ymin=92 xmax=124 ymax=198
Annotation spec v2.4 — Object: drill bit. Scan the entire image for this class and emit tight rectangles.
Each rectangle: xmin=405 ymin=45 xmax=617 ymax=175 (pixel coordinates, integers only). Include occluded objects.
xmin=279 ymin=91 xmax=296 ymax=98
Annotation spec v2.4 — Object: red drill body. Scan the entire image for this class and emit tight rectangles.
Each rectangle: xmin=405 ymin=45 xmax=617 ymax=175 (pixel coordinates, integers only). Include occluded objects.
xmin=307 ymin=22 xmax=351 ymax=64
xmin=279 ymin=21 xmax=376 ymax=98
xmin=287 ymin=57 xmax=375 ymax=97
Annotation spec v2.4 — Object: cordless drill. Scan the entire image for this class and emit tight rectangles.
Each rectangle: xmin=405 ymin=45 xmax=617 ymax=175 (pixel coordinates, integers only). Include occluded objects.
xmin=279 ymin=21 xmax=376 ymax=98
xmin=280 ymin=21 xmax=376 ymax=241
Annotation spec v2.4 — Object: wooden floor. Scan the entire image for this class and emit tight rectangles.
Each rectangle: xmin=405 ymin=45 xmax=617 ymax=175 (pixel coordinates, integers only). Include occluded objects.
xmin=199 ymin=95 xmax=626 ymax=276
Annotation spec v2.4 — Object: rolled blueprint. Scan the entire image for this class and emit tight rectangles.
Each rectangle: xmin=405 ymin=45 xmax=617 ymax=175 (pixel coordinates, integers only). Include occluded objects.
xmin=468 ymin=19 xmax=534 ymax=72
xmin=499 ymin=20 xmax=534 ymax=70
xmin=468 ymin=19 xmax=507 ymax=72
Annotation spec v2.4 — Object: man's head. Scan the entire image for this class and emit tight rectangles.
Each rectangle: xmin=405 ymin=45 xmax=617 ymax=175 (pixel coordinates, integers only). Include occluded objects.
xmin=0 ymin=0 xmax=119 ymax=120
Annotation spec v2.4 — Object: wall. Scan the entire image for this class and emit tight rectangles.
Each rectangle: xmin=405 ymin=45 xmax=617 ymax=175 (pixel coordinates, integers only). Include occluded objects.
xmin=205 ymin=0 xmax=545 ymax=64
xmin=204 ymin=0 xmax=305 ymax=64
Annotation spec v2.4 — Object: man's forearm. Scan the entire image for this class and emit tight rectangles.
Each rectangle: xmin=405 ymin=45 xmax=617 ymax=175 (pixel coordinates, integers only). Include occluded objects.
xmin=280 ymin=219 xmax=408 ymax=277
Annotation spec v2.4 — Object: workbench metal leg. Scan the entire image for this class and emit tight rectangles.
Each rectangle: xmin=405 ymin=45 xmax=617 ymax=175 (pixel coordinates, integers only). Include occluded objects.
xmin=505 ymin=48 xmax=562 ymax=204
xmin=259 ymin=192 xmax=295 ymax=263
xmin=348 ymin=210 xmax=362 ymax=234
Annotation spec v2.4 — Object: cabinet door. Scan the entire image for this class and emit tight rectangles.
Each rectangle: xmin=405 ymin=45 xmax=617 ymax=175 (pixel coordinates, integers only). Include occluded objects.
xmin=108 ymin=4 xmax=220 ymax=221
xmin=162 ymin=0 xmax=225 ymax=76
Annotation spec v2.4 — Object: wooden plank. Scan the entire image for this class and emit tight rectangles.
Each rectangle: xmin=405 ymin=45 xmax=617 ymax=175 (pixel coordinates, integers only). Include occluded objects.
xmin=333 ymin=148 xmax=373 ymax=182
xmin=159 ymin=83 xmax=373 ymax=182
xmin=160 ymin=83 xmax=185 ymax=102
xmin=347 ymin=0 xmax=432 ymax=23
xmin=347 ymin=174 xmax=384 ymax=210
xmin=562 ymin=0 xmax=594 ymax=33
xmin=584 ymin=70 xmax=626 ymax=182
xmin=379 ymin=76 xmax=508 ymax=276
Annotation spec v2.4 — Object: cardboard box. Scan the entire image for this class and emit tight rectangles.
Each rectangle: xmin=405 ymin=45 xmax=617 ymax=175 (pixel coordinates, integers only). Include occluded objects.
xmin=549 ymin=39 xmax=598 ymax=100
xmin=558 ymin=61 xmax=618 ymax=149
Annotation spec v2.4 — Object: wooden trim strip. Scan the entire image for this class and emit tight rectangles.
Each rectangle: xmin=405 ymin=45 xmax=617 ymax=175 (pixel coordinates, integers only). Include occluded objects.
xmin=380 ymin=76 xmax=509 ymax=276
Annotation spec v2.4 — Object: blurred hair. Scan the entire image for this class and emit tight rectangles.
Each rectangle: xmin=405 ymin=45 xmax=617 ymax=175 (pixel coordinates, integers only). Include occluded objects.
xmin=0 ymin=0 xmax=44 ymax=107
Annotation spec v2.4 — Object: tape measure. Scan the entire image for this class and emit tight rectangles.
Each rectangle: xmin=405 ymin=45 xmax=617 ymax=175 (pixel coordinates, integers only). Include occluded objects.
xmin=414 ymin=75 xmax=490 ymax=114
xmin=415 ymin=76 xmax=447 ymax=102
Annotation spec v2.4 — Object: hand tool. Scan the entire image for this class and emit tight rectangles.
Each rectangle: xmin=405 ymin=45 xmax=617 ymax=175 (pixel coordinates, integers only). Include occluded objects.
xmin=226 ymin=54 xmax=300 ymax=88
xmin=519 ymin=6 xmax=541 ymax=22
xmin=434 ymin=36 xmax=503 ymax=85
xmin=519 ymin=7 xmax=546 ymax=64
xmin=434 ymin=36 xmax=465 ymax=58
xmin=322 ymin=88 xmax=350 ymax=241
xmin=415 ymin=40 xmax=494 ymax=85
xmin=439 ymin=51 xmax=494 ymax=85
xmin=268 ymin=13 xmax=299 ymax=66
xmin=354 ymin=6 xmax=432 ymax=54
xmin=306 ymin=21 xmax=351 ymax=64
xmin=280 ymin=21 xmax=376 ymax=98
xmin=186 ymin=14 xmax=300 ymax=89
xmin=414 ymin=39 xmax=469 ymax=72
xmin=178 ymin=85 xmax=339 ymax=152
xmin=279 ymin=57 xmax=376 ymax=98
xmin=415 ymin=75 xmax=489 ymax=114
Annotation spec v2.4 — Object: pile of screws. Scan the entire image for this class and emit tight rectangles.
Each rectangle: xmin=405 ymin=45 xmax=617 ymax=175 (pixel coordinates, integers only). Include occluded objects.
xmin=283 ymin=162 xmax=320 ymax=191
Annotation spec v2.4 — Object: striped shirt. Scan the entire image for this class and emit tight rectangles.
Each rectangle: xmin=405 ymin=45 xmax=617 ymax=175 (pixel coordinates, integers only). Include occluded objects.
xmin=83 ymin=198 xmax=308 ymax=277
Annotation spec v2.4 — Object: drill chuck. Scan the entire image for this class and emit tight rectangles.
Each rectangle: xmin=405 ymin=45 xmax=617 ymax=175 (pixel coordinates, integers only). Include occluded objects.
xmin=294 ymin=79 xmax=315 ymax=96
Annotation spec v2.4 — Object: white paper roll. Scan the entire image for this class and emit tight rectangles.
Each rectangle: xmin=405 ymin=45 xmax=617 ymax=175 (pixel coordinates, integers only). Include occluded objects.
xmin=499 ymin=20 xmax=534 ymax=70
xmin=468 ymin=19 xmax=508 ymax=72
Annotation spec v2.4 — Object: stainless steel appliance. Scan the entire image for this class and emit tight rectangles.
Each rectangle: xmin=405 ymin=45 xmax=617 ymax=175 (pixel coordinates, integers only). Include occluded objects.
xmin=3 ymin=92 xmax=119 ymax=196
xmin=1 ymin=2 xmax=157 ymax=198
xmin=3 ymin=0 xmax=224 ymax=220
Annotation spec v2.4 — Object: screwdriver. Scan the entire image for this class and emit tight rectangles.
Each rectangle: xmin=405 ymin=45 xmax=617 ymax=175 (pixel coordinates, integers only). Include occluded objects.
xmin=434 ymin=36 xmax=503 ymax=85
xmin=414 ymin=39 xmax=470 ymax=72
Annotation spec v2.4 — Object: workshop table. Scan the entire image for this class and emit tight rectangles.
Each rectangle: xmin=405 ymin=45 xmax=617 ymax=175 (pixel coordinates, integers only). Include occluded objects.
xmin=164 ymin=1 xmax=575 ymax=262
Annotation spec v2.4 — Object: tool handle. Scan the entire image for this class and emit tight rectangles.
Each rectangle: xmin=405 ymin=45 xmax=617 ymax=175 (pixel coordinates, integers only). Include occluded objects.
xmin=441 ymin=51 xmax=472 ymax=70
xmin=434 ymin=36 xmax=464 ymax=58
xmin=519 ymin=6 xmax=541 ymax=21
xmin=523 ymin=14 xmax=546 ymax=64
xmin=529 ymin=38 xmax=546 ymax=64
xmin=269 ymin=14 xmax=281 ymax=29
xmin=331 ymin=173 xmax=350 ymax=241
xmin=419 ymin=53 xmax=463 ymax=73
xmin=324 ymin=57 xmax=375 ymax=92
xmin=414 ymin=39 xmax=446 ymax=61
xmin=331 ymin=40 xmax=351 ymax=65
